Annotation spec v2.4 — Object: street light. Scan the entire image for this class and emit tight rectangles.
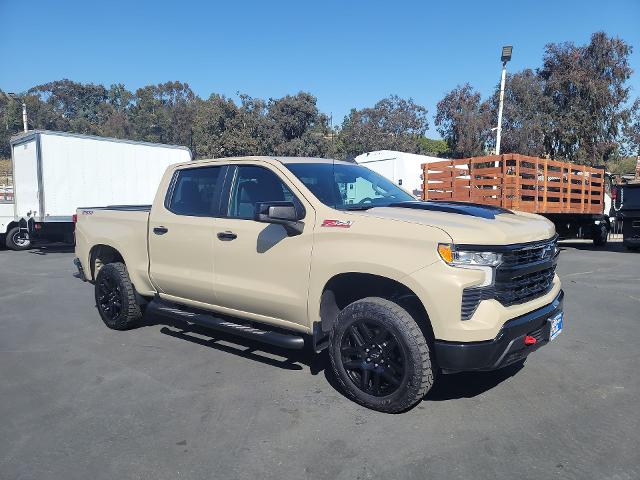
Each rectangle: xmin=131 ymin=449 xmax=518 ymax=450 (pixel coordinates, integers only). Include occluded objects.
xmin=6 ymin=92 xmax=28 ymax=133
xmin=495 ymin=45 xmax=512 ymax=155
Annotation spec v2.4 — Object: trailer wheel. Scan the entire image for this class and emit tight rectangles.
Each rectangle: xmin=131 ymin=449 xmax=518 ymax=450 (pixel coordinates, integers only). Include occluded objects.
xmin=94 ymin=262 xmax=142 ymax=330
xmin=5 ymin=227 xmax=31 ymax=251
xmin=593 ymin=223 xmax=608 ymax=246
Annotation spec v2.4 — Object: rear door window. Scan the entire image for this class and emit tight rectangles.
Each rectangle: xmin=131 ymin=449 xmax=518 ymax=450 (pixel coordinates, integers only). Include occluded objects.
xmin=167 ymin=166 xmax=225 ymax=216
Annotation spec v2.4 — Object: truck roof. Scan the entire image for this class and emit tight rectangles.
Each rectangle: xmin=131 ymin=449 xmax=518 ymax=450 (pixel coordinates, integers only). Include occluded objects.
xmin=186 ymin=156 xmax=354 ymax=167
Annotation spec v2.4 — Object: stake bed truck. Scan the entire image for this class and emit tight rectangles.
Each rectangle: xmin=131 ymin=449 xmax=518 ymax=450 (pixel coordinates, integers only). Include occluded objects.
xmin=75 ymin=156 xmax=564 ymax=412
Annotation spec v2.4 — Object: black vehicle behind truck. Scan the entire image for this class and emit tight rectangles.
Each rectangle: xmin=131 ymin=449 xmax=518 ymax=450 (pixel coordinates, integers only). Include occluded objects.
xmin=612 ymin=183 xmax=640 ymax=250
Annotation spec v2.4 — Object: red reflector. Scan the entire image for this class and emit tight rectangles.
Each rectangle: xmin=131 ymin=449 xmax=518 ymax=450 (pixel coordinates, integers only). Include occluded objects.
xmin=524 ymin=335 xmax=537 ymax=346
xmin=72 ymin=214 xmax=78 ymax=224
xmin=34 ymin=223 xmax=42 ymax=230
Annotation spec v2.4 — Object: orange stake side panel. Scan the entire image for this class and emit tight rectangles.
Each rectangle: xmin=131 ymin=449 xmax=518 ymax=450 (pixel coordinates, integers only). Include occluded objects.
xmin=422 ymin=154 xmax=605 ymax=215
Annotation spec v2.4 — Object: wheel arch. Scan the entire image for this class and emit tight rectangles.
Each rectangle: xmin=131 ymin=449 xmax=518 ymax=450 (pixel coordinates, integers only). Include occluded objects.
xmin=318 ymin=272 xmax=434 ymax=341
xmin=89 ymin=244 xmax=125 ymax=281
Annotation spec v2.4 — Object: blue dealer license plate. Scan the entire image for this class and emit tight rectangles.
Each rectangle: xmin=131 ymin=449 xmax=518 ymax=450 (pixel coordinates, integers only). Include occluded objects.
xmin=549 ymin=312 xmax=563 ymax=341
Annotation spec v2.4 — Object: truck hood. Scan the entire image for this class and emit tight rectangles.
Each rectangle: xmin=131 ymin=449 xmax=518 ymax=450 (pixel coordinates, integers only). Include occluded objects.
xmin=357 ymin=201 xmax=556 ymax=245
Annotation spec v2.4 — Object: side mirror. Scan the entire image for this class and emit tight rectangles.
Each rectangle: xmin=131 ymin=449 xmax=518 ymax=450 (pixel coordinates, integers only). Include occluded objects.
xmin=254 ymin=201 xmax=305 ymax=236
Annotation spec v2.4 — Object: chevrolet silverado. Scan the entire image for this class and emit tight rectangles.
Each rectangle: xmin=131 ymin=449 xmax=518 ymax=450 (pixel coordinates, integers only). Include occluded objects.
xmin=75 ymin=156 xmax=564 ymax=412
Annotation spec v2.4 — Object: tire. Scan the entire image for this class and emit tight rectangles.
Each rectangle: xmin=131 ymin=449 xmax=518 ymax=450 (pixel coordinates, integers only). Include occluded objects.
xmin=593 ymin=223 xmax=608 ymax=246
xmin=94 ymin=262 xmax=142 ymax=330
xmin=329 ymin=297 xmax=434 ymax=413
xmin=5 ymin=226 xmax=31 ymax=250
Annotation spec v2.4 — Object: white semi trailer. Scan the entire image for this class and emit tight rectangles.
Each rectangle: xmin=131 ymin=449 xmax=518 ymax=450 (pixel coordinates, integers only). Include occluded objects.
xmin=3 ymin=130 xmax=192 ymax=250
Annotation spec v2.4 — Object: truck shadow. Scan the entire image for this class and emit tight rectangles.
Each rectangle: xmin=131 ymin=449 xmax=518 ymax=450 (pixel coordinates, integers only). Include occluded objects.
xmin=143 ymin=312 xmax=326 ymax=374
xmin=424 ymin=365 xmax=523 ymax=401
xmin=143 ymin=310 xmax=520 ymax=403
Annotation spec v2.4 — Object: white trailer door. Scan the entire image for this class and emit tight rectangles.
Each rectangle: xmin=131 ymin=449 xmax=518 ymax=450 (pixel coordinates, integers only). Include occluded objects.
xmin=12 ymin=138 xmax=40 ymax=219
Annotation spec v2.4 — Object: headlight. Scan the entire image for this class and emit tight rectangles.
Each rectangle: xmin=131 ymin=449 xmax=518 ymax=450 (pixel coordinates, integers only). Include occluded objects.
xmin=437 ymin=243 xmax=502 ymax=288
xmin=437 ymin=244 xmax=502 ymax=267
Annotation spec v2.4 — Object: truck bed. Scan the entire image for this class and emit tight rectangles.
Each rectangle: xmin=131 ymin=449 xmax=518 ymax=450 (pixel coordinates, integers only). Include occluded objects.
xmin=74 ymin=206 xmax=154 ymax=296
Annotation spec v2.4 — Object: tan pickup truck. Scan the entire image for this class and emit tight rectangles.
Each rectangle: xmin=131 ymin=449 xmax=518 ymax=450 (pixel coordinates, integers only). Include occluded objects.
xmin=75 ymin=156 xmax=564 ymax=412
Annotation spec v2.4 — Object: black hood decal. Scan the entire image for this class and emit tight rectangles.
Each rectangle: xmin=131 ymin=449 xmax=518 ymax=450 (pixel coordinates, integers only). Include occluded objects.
xmin=386 ymin=201 xmax=513 ymax=220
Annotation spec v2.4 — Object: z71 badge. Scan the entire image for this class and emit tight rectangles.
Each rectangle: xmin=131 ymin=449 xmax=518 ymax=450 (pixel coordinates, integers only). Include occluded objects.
xmin=321 ymin=219 xmax=353 ymax=228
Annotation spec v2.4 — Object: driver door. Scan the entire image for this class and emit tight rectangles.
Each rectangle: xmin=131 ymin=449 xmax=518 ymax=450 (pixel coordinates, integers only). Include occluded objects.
xmin=212 ymin=163 xmax=315 ymax=328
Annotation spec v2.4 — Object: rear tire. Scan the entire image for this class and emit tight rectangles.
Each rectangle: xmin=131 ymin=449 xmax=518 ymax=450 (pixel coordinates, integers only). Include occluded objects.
xmin=94 ymin=262 xmax=142 ymax=330
xmin=329 ymin=297 xmax=434 ymax=413
xmin=5 ymin=226 xmax=31 ymax=250
xmin=592 ymin=223 xmax=608 ymax=246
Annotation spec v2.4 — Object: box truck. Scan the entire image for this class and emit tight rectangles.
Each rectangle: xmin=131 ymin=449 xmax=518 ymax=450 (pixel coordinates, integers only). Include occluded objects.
xmin=354 ymin=150 xmax=448 ymax=198
xmin=4 ymin=130 xmax=192 ymax=250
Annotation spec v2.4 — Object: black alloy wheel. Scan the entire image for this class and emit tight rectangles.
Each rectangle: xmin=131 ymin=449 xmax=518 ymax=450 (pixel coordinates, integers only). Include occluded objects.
xmin=97 ymin=274 xmax=123 ymax=321
xmin=94 ymin=262 xmax=142 ymax=330
xmin=340 ymin=319 xmax=407 ymax=397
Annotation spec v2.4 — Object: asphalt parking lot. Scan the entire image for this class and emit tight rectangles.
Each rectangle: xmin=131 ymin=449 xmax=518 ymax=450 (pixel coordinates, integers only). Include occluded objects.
xmin=1 ymin=241 xmax=639 ymax=480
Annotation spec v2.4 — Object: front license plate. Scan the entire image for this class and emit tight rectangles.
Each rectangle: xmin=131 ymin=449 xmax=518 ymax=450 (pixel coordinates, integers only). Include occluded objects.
xmin=549 ymin=312 xmax=563 ymax=341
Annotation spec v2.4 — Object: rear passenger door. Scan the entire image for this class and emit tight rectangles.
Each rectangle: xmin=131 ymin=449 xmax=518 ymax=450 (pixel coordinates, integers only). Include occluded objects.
xmin=212 ymin=163 xmax=315 ymax=328
xmin=149 ymin=165 xmax=227 ymax=306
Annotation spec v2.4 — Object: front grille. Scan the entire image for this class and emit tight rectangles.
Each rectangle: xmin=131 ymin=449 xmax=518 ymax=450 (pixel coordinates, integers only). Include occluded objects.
xmin=460 ymin=237 xmax=558 ymax=320
xmin=501 ymin=241 xmax=557 ymax=267
xmin=495 ymin=265 xmax=556 ymax=306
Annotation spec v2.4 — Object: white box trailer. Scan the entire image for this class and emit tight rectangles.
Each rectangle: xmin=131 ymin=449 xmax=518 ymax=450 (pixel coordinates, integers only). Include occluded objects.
xmin=5 ymin=130 xmax=192 ymax=250
xmin=354 ymin=150 xmax=450 ymax=198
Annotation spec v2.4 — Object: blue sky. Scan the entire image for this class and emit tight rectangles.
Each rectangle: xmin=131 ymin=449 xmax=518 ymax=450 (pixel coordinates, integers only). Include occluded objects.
xmin=1 ymin=0 xmax=639 ymax=134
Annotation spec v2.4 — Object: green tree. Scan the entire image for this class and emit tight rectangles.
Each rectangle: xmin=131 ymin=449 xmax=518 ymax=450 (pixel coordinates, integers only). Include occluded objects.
xmin=264 ymin=92 xmax=334 ymax=157
xmin=29 ymin=79 xmax=110 ymax=134
xmin=338 ymin=95 xmax=429 ymax=159
xmin=624 ymin=98 xmax=640 ymax=156
xmin=418 ymin=137 xmax=449 ymax=156
xmin=539 ymin=32 xmax=634 ymax=164
xmin=435 ymin=84 xmax=492 ymax=158
xmin=491 ymin=69 xmax=551 ymax=157
xmin=129 ymin=81 xmax=196 ymax=148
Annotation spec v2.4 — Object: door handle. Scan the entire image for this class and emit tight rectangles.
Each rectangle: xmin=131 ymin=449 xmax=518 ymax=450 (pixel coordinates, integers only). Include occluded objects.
xmin=153 ymin=226 xmax=169 ymax=235
xmin=217 ymin=231 xmax=237 ymax=241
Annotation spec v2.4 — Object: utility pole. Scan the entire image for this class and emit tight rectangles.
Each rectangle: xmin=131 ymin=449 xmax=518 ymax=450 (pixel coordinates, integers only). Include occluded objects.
xmin=6 ymin=92 xmax=28 ymax=132
xmin=21 ymin=100 xmax=28 ymax=132
xmin=495 ymin=46 xmax=512 ymax=155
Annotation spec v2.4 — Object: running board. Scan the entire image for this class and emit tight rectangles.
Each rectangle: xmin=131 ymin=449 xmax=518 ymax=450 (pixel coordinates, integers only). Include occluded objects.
xmin=147 ymin=299 xmax=305 ymax=350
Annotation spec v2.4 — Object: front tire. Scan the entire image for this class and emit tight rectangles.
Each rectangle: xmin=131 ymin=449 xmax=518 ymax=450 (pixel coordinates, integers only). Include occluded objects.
xmin=5 ymin=226 xmax=31 ymax=250
xmin=94 ymin=262 xmax=142 ymax=330
xmin=329 ymin=297 xmax=434 ymax=413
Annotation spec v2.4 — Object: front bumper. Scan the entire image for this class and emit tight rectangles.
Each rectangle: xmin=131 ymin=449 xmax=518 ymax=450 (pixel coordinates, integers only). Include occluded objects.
xmin=434 ymin=290 xmax=564 ymax=373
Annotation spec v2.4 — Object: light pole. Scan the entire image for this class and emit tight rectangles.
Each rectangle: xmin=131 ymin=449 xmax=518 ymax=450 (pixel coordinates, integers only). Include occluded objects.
xmin=7 ymin=92 xmax=28 ymax=132
xmin=495 ymin=45 xmax=512 ymax=155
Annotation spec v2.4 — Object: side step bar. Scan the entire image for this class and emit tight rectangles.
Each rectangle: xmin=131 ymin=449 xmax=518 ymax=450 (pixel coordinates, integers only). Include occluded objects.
xmin=147 ymin=299 xmax=305 ymax=350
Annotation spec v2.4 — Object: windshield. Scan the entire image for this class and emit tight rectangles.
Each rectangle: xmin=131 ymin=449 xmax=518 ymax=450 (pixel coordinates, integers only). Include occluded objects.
xmin=285 ymin=162 xmax=415 ymax=210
